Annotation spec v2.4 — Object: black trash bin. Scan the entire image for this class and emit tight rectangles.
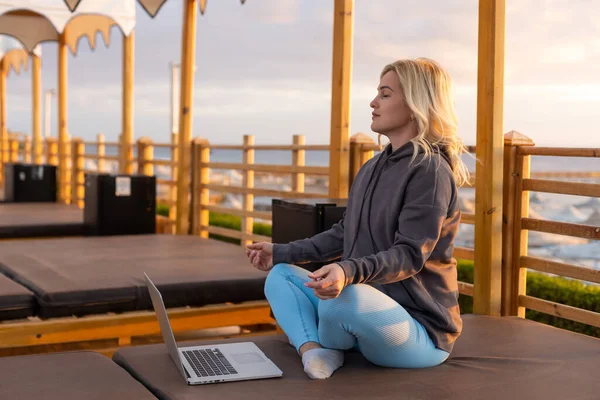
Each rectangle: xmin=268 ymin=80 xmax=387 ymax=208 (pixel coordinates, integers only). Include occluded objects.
xmin=271 ymin=198 xmax=347 ymax=271
xmin=3 ymin=163 xmax=57 ymax=203
xmin=84 ymin=173 xmax=156 ymax=236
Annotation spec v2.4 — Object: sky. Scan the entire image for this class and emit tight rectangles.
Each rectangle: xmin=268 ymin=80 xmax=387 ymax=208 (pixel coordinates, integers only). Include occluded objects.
xmin=3 ymin=0 xmax=600 ymax=148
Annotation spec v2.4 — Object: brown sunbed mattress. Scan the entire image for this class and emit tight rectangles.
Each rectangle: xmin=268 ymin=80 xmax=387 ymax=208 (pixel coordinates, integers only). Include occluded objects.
xmin=113 ymin=314 xmax=600 ymax=400
xmin=0 ymin=203 xmax=84 ymax=238
xmin=0 ymin=351 xmax=157 ymax=400
xmin=0 ymin=234 xmax=267 ymax=318
xmin=0 ymin=273 xmax=35 ymax=320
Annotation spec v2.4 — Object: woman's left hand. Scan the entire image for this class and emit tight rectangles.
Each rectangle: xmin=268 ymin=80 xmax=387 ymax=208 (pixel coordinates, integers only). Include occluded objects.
xmin=304 ymin=263 xmax=346 ymax=300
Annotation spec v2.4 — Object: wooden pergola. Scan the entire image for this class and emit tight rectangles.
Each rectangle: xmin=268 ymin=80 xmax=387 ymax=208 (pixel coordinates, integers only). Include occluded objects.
xmin=0 ymin=0 xmax=137 ymax=202
xmin=0 ymin=42 xmax=39 ymax=171
xmin=0 ymin=0 xmax=507 ymax=316
xmin=129 ymin=0 xmax=354 ymax=234
xmin=144 ymin=0 xmax=507 ymax=316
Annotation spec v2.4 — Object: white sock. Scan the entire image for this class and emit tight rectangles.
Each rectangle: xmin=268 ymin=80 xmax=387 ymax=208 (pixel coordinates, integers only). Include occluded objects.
xmin=301 ymin=348 xmax=344 ymax=379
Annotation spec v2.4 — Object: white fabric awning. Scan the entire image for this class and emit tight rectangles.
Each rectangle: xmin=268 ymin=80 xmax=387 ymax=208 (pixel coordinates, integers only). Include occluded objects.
xmin=0 ymin=0 xmax=136 ymax=52
xmin=137 ymin=0 xmax=247 ymax=17
xmin=0 ymin=35 xmax=40 ymax=75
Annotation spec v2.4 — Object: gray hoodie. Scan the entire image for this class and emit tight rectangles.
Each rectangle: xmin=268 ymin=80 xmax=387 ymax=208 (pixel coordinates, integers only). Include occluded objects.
xmin=272 ymin=142 xmax=462 ymax=353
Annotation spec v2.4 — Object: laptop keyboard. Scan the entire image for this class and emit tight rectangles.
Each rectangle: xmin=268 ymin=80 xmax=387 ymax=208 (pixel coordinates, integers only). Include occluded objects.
xmin=182 ymin=348 xmax=239 ymax=378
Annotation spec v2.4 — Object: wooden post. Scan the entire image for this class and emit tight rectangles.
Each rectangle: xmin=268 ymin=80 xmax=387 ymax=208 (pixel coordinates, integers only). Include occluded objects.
xmin=97 ymin=133 xmax=105 ymax=172
xmin=191 ymin=137 xmax=209 ymax=238
xmin=170 ymin=132 xmax=178 ymax=230
xmin=121 ymin=32 xmax=135 ymax=175
xmin=0 ymin=60 xmax=6 ymax=181
xmin=70 ymin=138 xmax=84 ymax=208
xmin=291 ymin=135 xmax=305 ymax=193
xmin=176 ymin=0 xmax=198 ymax=234
xmin=137 ymin=137 xmax=154 ymax=176
xmin=349 ymin=133 xmax=375 ymax=188
xmin=241 ymin=135 xmax=255 ymax=246
xmin=9 ymin=138 xmax=18 ymax=162
xmin=328 ymin=0 xmax=354 ymax=198
xmin=46 ymin=137 xmax=58 ymax=166
xmin=501 ymin=131 xmax=534 ymax=317
xmin=32 ymin=54 xmax=42 ymax=164
xmin=58 ymin=32 xmax=69 ymax=204
xmin=473 ymin=0 xmax=506 ymax=316
xmin=24 ymin=136 xmax=32 ymax=163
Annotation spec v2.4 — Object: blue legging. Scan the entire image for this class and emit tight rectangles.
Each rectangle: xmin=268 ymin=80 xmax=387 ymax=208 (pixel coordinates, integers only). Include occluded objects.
xmin=264 ymin=263 xmax=449 ymax=369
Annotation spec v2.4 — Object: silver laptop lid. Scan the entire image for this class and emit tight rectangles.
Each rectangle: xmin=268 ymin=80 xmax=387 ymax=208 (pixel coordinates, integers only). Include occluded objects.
xmin=144 ymin=273 xmax=188 ymax=381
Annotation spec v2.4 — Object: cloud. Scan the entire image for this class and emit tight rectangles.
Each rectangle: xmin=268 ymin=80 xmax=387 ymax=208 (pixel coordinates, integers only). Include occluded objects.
xmin=540 ymin=44 xmax=587 ymax=64
xmin=1 ymin=0 xmax=597 ymax=148
xmin=245 ymin=0 xmax=300 ymax=24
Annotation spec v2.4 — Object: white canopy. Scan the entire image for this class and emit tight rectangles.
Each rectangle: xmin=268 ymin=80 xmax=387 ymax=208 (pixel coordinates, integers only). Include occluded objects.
xmin=136 ymin=0 xmax=247 ymax=17
xmin=0 ymin=35 xmax=40 ymax=75
xmin=0 ymin=0 xmax=136 ymax=52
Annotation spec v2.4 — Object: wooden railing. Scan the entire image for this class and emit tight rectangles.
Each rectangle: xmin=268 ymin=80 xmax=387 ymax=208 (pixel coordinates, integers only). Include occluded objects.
xmin=190 ymin=134 xmax=330 ymax=246
xmin=503 ymin=143 xmax=600 ymax=326
xmin=1 ymin=131 xmax=599 ymax=335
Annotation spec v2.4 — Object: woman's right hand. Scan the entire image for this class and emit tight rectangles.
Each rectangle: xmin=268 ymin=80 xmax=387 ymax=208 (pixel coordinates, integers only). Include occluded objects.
xmin=245 ymin=242 xmax=274 ymax=271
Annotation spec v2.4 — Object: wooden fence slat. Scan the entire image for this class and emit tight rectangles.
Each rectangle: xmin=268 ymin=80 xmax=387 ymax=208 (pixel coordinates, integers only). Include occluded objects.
xmin=241 ymin=135 xmax=255 ymax=247
xmin=522 ymin=218 xmax=600 ymax=240
xmin=204 ymin=162 xmax=329 ymax=176
xmin=205 ymin=184 xmax=326 ymax=199
xmin=202 ymin=225 xmax=271 ymax=243
xmin=521 ymin=256 xmax=600 ymax=285
xmin=454 ymin=247 xmax=475 ymax=261
xmin=291 ymin=135 xmax=305 ymax=193
xmin=461 ymin=213 xmax=475 ymax=225
xmin=518 ymin=147 xmax=600 ymax=158
xmin=458 ymin=282 xmax=474 ymax=297
xmin=519 ymin=295 xmax=600 ymax=328
xmin=209 ymin=144 xmax=330 ymax=151
xmin=523 ymin=179 xmax=600 ymax=198
xmin=204 ymin=205 xmax=271 ymax=221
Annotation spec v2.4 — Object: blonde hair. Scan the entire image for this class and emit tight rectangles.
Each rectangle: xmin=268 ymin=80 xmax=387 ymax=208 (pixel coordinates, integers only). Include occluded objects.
xmin=380 ymin=58 xmax=470 ymax=187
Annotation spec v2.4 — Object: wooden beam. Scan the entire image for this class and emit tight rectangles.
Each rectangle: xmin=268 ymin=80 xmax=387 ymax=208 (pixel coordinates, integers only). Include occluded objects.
xmin=473 ymin=0 xmax=506 ymax=316
xmin=58 ymin=32 xmax=69 ymax=203
xmin=328 ymin=0 xmax=354 ymax=198
xmin=502 ymin=133 xmax=533 ymax=317
xmin=121 ymin=32 xmax=135 ymax=174
xmin=176 ymin=0 xmax=198 ymax=234
xmin=32 ymin=54 xmax=42 ymax=164
xmin=0 ymin=302 xmax=273 ymax=349
xmin=0 ymin=61 xmax=6 ymax=178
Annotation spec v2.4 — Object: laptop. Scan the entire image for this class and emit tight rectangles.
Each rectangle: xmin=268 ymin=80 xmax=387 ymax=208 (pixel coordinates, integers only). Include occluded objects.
xmin=144 ymin=273 xmax=283 ymax=385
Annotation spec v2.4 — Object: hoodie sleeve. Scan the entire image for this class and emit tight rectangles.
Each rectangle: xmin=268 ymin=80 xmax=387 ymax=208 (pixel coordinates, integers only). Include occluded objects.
xmin=272 ymin=215 xmax=345 ymax=265
xmin=337 ymin=164 xmax=454 ymax=286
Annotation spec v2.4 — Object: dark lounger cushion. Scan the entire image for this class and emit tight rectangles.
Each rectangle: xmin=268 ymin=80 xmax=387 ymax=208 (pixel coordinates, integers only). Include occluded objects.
xmin=113 ymin=314 xmax=600 ymax=400
xmin=0 ymin=273 xmax=35 ymax=320
xmin=0 ymin=351 xmax=157 ymax=399
xmin=0 ymin=203 xmax=84 ymax=238
xmin=0 ymin=234 xmax=267 ymax=318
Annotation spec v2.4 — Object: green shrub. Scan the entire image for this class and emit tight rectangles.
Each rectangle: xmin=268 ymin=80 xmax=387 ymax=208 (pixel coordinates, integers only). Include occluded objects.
xmin=156 ymin=203 xmax=170 ymax=217
xmin=456 ymin=259 xmax=600 ymax=338
xmin=207 ymin=210 xmax=272 ymax=245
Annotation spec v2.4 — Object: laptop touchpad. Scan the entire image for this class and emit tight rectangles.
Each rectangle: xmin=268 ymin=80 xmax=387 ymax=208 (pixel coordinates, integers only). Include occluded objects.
xmin=231 ymin=352 xmax=266 ymax=364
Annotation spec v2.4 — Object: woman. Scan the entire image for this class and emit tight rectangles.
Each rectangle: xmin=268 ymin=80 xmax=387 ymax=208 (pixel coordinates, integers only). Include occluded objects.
xmin=246 ymin=58 xmax=469 ymax=380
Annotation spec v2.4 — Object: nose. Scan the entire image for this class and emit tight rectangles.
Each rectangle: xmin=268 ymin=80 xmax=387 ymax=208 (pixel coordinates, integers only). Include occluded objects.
xmin=370 ymin=96 xmax=377 ymax=110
